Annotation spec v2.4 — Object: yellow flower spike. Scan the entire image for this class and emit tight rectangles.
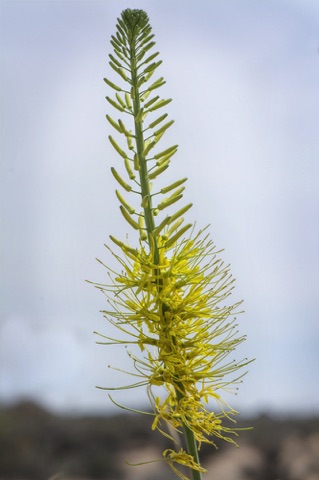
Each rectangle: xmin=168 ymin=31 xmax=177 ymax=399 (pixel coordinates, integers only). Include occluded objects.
xmin=92 ymin=8 xmax=253 ymax=480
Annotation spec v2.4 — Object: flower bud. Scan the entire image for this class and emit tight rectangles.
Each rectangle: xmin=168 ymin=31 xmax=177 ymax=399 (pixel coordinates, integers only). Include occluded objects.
xmin=111 ymin=167 xmax=132 ymax=192
xmin=119 ymin=206 xmax=139 ymax=230
xmin=104 ymin=77 xmax=122 ymax=91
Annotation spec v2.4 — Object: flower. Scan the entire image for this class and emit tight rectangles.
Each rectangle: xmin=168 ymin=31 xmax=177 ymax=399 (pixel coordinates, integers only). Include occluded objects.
xmin=91 ymin=8 xmax=252 ymax=479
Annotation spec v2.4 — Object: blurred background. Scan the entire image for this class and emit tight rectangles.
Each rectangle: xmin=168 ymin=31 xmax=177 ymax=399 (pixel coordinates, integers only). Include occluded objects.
xmin=1 ymin=0 xmax=319 ymax=478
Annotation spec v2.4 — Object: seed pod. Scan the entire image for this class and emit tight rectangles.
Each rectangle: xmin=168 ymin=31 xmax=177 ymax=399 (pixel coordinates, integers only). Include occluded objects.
xmin=161 ymin=178 xmax=187 ymax=194
xmin=108 ymin=135 xmax=127 ymax=159
xmin=115 ymin=190 xmax=135 ymax=214
xmin=104 ymin=77 xmax=122 ymax=91
xmin=165 ymin=224 xmax=193 ymax=248
xmin=120 ymin=205 xmax=139 ymax=230
xmin=111 ymin=167 xmax=132 ymax=192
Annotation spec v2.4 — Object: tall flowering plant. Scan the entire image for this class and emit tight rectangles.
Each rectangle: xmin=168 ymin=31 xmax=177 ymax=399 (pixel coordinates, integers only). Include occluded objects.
xmin=92 ymin=9 xmax=251 ymax=480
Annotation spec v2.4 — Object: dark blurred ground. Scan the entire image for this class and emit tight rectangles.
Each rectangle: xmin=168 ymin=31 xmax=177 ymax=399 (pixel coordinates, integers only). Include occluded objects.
xmin=1 ymin=400 xmax=318 ymax=480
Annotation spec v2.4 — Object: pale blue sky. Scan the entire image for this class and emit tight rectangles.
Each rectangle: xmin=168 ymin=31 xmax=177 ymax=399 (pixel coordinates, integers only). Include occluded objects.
xmin=1 ymin=0 xmax=319 ymax=416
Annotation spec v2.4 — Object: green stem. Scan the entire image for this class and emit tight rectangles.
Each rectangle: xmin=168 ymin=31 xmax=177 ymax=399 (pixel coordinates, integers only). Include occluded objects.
xmin=176 ymin=391 xmax=202 ymax=480
xmin=130 ymin=54 xmax=158 ymax=254
xmin=130 ymin=36 xmax=202 ymax=480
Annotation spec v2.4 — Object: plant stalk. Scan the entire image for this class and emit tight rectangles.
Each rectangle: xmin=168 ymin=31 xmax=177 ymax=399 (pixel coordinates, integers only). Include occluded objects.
xmin=130 ymin=38 xmax=202 ymax=480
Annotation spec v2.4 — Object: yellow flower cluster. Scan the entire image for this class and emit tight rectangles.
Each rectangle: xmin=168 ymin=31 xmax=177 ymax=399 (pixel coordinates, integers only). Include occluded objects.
xmin=95 ymin=226 xmax=248 ymax=474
